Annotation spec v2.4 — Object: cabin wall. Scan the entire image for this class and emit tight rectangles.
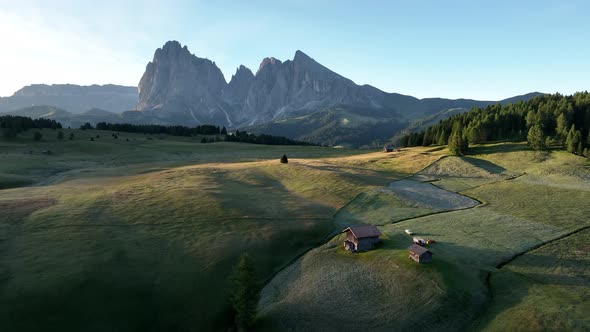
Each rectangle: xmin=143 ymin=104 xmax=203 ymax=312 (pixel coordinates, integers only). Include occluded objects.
xmin=420 ymin=253 xmax=433 ymax=263
xmin=356 ymin=237 xmax=380 ymax=251
xmin=346 ymin=232 xmax=357 ymax=244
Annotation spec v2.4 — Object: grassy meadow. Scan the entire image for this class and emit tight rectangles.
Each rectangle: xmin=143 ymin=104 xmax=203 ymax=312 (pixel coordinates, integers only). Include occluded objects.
xmin=2 ymin=131 xmax=589 ymax=331
xmin=0 ymin=128 xmax=444 ymax=331
xmin=258 ymin=143 xmax=590 ymax=331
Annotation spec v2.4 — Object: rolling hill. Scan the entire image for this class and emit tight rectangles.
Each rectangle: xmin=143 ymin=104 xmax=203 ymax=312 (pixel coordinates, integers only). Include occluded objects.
xmin=1 ymin=128 xmax=588 ymax=331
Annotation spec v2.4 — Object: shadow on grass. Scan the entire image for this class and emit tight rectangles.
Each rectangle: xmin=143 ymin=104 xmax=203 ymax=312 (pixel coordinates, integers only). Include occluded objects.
xmin=468 ymin=142 xmax=530 ymax=156
xmin=462 ymin=156 xmax=509 ymax=174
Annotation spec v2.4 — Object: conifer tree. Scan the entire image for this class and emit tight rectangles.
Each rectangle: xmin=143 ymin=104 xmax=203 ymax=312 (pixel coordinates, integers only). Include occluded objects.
xmin=527 ymin=124 xmax=546 ymax=150
xmin=566 ymin=125 xmax=581 ymax=153
xmin=448 ymin=125 xmax=467 ymax=156
xmin=229 ymin=253 xmax=260 ymax=330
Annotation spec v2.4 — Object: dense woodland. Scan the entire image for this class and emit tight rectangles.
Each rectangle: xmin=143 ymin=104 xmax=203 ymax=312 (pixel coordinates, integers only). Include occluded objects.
xmin=0 ymin=115 xmax=62 ymax=139
xmin=90 ymin=122 xmax=313 ymax=146
xmin=93 ymin=122 xmax=225 ymax=136
xmin=225 ymin=130 xmax=315 ymax=146
xmin=400 ymin=92 xmax=590 ymax=157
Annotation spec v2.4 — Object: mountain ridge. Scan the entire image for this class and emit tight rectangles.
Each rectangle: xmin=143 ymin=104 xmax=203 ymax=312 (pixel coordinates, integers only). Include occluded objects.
xmin=3 ymin=40 xmax=544 ymax=146
xmin=0 ymin=84 xmax=138 ymax=114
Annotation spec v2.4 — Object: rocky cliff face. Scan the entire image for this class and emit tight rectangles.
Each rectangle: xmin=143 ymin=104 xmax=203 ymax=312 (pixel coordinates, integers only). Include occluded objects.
xmin=134 ymin=41 xmax=542 ymax=146
xmin=135 ymin=41 xmax=415 ymax=127
xmin=137 ymin=41 xmax=230 ymax=125
xmin=0 ymin=84 xmax=137 ymax=114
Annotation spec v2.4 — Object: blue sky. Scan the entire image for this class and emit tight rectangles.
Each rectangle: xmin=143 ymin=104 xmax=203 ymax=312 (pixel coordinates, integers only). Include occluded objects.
xmin=0 ymin=0 xmax=588 ymax=99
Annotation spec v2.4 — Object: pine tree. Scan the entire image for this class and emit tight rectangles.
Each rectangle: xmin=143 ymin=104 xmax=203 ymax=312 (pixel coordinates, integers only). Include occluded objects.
xmin=555 ymin=113 xmax=569 ymax=143
xmin=448 ymin=125 xmax=467 ymax=156
xmin=69 ymin=132 xmax=74 ymax=140
xmin=57 ymin=131 xmax=64 ymax=140
xmin=33 ymin=131 xmax=42 ymax=141
xmin=565 ymin=125 xmax=581 ymax=153
xmin=527 ymin=124 xmax=546 ymax=150
xmin=229 ymin=253 xmax=260 ymax=330
xmin=280 ymin=154 xmax=288 ymax=164
xmin=577 ymin=142 xmax=584 ymax=155
xmin=437 ymin=130 xmax=447 ymax=146
xmin=221 ymin=126 xmax=227 ymax=135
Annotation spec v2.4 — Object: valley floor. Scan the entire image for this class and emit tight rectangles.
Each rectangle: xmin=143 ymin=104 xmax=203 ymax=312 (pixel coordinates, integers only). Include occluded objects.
xmin=1 ymin=130 xmax=589 ymax=331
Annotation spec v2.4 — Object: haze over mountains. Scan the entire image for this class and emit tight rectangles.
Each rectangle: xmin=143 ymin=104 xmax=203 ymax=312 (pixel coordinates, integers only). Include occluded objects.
xmin=3 ymin=40 xmax=543 ymax=146
xmin=0 ymin=84 xmax=137 ymax=114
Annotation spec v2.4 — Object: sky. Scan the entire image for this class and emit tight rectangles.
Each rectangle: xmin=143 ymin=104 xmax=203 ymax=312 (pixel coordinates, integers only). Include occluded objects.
xmin=0 ymin=0 xmax=589 ymax=100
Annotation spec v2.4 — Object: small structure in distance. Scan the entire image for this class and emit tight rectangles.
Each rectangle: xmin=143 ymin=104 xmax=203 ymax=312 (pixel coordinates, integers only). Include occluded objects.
xmin=408 ymin=244 xmax=433 ymax=263
xmin=383 ymin=145 xmax=394 ymax=153
xmin=342 ymin=225 xmax=382 ymax=252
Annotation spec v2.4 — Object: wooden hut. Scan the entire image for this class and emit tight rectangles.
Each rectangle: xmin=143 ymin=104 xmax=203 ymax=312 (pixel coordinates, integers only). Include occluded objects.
xmin=408 ymin=244 xmax=433 ymax=263
xmin=342 ymin=225 xmax=382 ymax=252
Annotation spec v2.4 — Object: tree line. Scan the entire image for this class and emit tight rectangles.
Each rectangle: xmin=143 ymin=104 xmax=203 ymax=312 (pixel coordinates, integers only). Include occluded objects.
xmin=400 ymin=92 xmax=590 ymax=157
xmin=0 ymin=115 xmax=62 ymax=139
xmin=87 ymin=122 xmax=313 ymax=146
xmin=225 ymin=130 xmax=315 ymax=146
xmin=92 ymin=122 xmax=226 ymax=136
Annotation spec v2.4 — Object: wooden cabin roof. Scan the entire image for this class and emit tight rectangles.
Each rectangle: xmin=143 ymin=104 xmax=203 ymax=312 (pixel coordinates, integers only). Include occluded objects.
xmin=408 ymin=244 xmax=431 ymax=256
xmin=342 ymin=225 xmax=382 ymax=239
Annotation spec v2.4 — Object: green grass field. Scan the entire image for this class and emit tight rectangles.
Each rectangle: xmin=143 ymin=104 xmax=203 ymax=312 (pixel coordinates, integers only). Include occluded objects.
xmin=2 ymin=132 xmax=589 ymax=331
xmin=476 ymin=229 xmax=590 ymax=331
xmin=0 ymin=129 xmax=444 ymax=331
xmin=258 ymin=143 xmax=590 ymax=331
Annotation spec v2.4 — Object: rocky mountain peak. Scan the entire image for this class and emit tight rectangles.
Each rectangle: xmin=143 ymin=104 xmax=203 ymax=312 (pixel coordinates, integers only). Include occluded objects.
xmin=257 ymin=57 xmax=282 ymax=75
xmin=232 ymin=65 xmax=255 ymax=81
xmin=293 ymin=50 xmax=312 ymax=63
xmin=136 ymin=41 xmax=228 ymax=123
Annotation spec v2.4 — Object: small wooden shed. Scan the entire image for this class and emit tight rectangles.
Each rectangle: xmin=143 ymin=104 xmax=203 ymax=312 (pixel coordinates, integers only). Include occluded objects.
xmin=408 ymin=244 xmax=433 ymax=263
xmin=342 ymin=225 xmax=382 ymax=252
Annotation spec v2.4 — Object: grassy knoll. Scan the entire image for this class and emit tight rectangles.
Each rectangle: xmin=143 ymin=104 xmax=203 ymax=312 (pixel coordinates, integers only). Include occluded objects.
xmin=0 ymin=130 xmax=444 ymax=331
xmin=411 ymin=155 xmax=520 ymax=192
xmin=334 ymin=179 xmax=479 ymax=227
xmin=477 ymin=229 xmax=590 ymax=331
xmin=258 ymin=143 xmax=590 ymax=331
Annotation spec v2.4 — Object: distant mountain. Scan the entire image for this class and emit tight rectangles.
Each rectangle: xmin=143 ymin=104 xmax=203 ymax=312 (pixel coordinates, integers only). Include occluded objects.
xmin=135 ymin=41 xmax=542 ymax=146
xmin=5 ymin=41 xmax=543 ymax=147
xmin=0 ymin=84 xmax=138 ymax=114
xmin=2 ymin=105 xmax=160 ymax=129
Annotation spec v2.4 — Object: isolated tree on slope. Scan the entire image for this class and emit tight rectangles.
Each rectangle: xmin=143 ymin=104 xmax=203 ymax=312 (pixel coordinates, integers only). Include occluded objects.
xmin=229 ymin=253 xmax=260 ymax=330
xmin=280 ymin=154 xmax=288 ymax=164
xmin=33 ymin=131 xmax=42 ymax=141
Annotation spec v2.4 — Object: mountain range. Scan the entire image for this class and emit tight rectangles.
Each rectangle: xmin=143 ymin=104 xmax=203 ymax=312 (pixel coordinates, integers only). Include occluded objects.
xmin=2 ymin=41 xmax=543 ymax=147
xmin=0 ymin=84 xmax=137 ymax=114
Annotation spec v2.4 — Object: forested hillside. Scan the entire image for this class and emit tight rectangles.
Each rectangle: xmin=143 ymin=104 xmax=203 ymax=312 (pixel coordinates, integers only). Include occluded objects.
xmin=401 ymin=92 xmax=590 ymax=157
